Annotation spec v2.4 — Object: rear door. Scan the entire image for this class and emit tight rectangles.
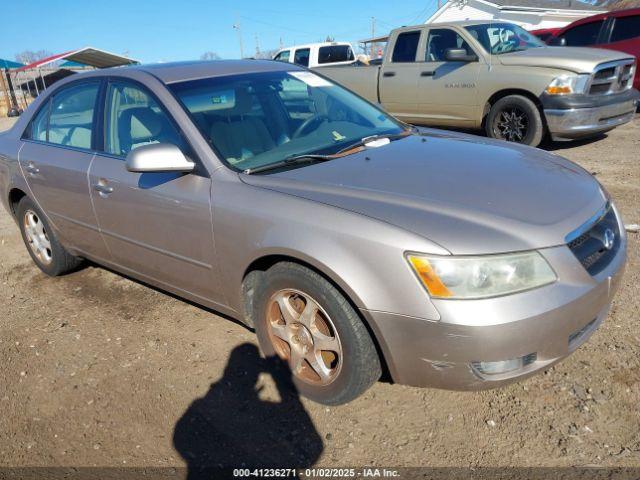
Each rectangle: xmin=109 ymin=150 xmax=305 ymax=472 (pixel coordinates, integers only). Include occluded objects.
xmin=379 ymin=29 xmax=423 ymax=119
xmin=417 ymin=27 xmax=481 ymax=126
xmin=88 ymin=79 xmax=224 ymax=304
xmin=19 ymin=80 xmax=110 ymax=259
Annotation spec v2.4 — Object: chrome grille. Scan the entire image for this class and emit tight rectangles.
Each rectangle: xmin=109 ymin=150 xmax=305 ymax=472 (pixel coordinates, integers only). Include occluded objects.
xmin=588 ymin=59 xmax=636 ymax=95
xmin=567 ymin=206 xmax=620 ymax=276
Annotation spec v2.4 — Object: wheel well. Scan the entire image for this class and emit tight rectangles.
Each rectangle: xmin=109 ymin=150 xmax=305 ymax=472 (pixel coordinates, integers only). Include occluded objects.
xmin=242 ymin=254 xmax=392 ymax=381
xmin=8 ymin=188 xmax=27 ymax=217
xmin=483 ymin=89 xmax=546 ymax=129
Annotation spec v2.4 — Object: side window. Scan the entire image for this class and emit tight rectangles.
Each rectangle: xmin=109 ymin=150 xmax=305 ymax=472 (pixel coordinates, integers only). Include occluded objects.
xmin=392 ymin=31 xmax=421 ymax=62
xmin=105 ymin=82 xmax=186 ymax=157
xmin=560 ymin=21 xmax=604 ymax=46
xmin=274 ymin=50 xmax=291 ymax=62
xmin=293 ymin=48 xmax=310 ymax=67
xmin=610 ymin=15 xmax=640 ymax=43
xmin=48 ymin=83 xmax=99 ymax=149
xmin=426 ymin=28 xmax=473 ymax=62
xmin=27 ymin=100 xmax=50 ymax=142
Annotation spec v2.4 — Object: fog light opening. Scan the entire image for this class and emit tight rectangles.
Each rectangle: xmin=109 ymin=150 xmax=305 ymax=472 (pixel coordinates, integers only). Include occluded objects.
xmin=472 ymin=353 xmax=537 ymax=376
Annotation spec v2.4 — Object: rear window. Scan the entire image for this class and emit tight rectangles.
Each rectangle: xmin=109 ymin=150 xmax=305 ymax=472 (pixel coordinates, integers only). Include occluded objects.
xmin=318 ymin=45 xmax=355 ymax=64
xmin=392 ymin=31 xmax=421 ymax=62
xmin=610 ymin=15 xmax=640 ymax=43
xmin=560 ymin=21 xmax=604 ymax=46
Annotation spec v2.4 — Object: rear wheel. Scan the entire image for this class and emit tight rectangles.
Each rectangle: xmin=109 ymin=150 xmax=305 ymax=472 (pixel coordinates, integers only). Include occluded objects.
xmin=253 ymin=262 xmax=381 ymax=405
xmin=17 ymin=197 xmax=83 ymax=276
xmin=486 ymin=95 xmax=544 ymax=147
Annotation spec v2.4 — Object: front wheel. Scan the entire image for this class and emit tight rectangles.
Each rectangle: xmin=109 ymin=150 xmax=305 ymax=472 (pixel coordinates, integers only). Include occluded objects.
xmin=486 ymin=95 xmax=544 ymax=147
xmin=253 ymin=262 xmax=382 ymax=405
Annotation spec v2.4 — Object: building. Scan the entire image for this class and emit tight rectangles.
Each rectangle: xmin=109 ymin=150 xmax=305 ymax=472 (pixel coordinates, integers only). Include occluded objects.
xmin=427 ymin=0 xmax=606 ymax=30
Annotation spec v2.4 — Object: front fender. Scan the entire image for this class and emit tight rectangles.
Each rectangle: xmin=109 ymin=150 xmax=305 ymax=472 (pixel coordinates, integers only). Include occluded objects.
xmin=211 ymin=170 xmax=448 ymax=323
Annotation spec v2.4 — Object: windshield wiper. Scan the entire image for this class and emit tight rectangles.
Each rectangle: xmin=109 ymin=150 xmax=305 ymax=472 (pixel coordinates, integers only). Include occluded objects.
xmin=242 ymin=154 xmax=333 ymax=175
xmin=243 ymin=129 xmax=414 ymax=175
xmin=334 ymin=130 xmax=412 ymax=155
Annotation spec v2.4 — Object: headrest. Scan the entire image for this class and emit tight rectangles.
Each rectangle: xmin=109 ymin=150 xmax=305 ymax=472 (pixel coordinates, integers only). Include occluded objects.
xmin=121 ymin=107 xmax=163 ymax=140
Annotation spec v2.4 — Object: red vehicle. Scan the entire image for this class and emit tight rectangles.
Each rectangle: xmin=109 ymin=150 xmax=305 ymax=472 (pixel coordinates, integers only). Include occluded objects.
xmin=549 ymin=9 xmax=640 ymax=90
xmin=529 ymin=27 xmax=561 ymax=43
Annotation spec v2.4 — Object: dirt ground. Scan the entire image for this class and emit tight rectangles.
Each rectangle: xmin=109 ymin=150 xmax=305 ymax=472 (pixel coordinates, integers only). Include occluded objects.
xmin=0 ymin=115 xmax=638 ymax=471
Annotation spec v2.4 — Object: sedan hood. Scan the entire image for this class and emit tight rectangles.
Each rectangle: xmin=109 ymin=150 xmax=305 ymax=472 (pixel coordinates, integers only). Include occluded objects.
xmin=240 ymin=131 xmax=607 ymax=254
xmin=497 ymin=47 xmax=634 ymax=74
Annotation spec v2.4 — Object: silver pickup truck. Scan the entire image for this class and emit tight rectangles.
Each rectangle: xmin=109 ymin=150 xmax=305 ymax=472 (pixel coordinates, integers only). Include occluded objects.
xmin=318 ymin=21 xmax=639 ymax=146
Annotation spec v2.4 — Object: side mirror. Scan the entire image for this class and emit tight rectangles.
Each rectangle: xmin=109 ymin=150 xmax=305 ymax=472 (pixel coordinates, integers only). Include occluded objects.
xmin=125 ymin=143 xmax=195 ymax=173
xmin=444 ymin=48 xmax=478 ymax=62
xmin=548 ymin=36 xmax=566 ymax=47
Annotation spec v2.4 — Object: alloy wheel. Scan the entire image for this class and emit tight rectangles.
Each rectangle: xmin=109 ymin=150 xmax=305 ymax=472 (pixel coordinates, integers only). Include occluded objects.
xmin=495 ymin=107 xmax=529 ymax=142
xmin=266 ymin=289 xmax=343 ymax=386
xmin=23 ymin=210 xmax=53 ymax=265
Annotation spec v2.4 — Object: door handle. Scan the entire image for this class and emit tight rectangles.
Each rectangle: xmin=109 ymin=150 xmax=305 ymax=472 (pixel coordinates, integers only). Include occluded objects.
xmin=383 ymin=71 xmax=396 ymax=77
xmin=93 ymin=183 xmax=114 ymax=196
xmin=421 ymin=71 xmax=435 ymax=77
xmin=25 ymin=163 xmax=40 ymax=175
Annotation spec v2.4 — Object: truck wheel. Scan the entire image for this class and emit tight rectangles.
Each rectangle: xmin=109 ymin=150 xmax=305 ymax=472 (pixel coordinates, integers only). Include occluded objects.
xmin=252 ymin=262 xmax=381 ymax=405
xmin=17 ymin=197 xmax=83 ymax=276
xmin=486 ymin=95 xmax=544 ymax=147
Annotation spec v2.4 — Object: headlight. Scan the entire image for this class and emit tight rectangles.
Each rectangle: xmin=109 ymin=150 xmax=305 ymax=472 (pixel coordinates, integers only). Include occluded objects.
xmin=546 ymin=74 xmax=590 ymax=95
xmin=407 ymin=252 xmax=557 ymax=299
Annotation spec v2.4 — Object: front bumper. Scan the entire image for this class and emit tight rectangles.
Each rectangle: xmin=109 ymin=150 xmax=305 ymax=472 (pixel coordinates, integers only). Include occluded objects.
xmin=362 ymin=215 xmax=627 ymax=390
xmin=542 ymin=88 xmax=639 ymax=140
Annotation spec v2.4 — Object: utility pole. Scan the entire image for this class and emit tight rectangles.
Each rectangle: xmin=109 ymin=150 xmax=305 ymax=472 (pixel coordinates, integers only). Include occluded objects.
xmin=233 ymin=19 xmax=244 ymax=59
xmin=255 ymin=34 xmax=261 ymax=57
xmin=370 ymin=16 xmax=376 ymax=58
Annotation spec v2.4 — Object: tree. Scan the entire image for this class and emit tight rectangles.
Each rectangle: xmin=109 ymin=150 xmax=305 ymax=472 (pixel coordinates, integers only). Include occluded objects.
xmin=15 ymin=50 xmax=52 ymax=65
xmin=200 ymin=51 xmax=222 ymax=61
xmin=254 ymin=49 xmax=279 ymax=60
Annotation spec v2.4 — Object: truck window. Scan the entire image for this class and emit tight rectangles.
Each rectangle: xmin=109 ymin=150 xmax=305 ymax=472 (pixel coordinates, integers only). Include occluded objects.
xmin=610 ymin=15 xmax=640 ymax=43
xmin=425 ymin=29 xmax=473 ymax=62
xmin=559 ymin=21 xmax=604 ymax=46
xmin=318 ymin=45 xmax=355 ymax=64
xmin=293 ymin=48 xmax=311 ymax=67
xmin=274 ymin=50 xmax=291 ymax=62
xmin=392 ymin=31 xmax=421 ymax=62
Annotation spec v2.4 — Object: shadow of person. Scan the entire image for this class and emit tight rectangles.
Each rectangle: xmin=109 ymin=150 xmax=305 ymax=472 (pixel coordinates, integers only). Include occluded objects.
xmin=173 ymin=343 xmax=323 ymax=479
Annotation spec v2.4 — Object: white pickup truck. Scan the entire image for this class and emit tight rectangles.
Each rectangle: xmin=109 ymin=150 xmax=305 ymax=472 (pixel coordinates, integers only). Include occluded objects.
xmin=273 ymin=42 xmax=357 ymax=68
xmin=317 ymin=21 xmax=639 ymax=146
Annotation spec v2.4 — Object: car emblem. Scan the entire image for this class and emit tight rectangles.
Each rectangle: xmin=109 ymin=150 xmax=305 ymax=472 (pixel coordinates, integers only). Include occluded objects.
xmin=603 ymin=228 xmax=615 ymax=250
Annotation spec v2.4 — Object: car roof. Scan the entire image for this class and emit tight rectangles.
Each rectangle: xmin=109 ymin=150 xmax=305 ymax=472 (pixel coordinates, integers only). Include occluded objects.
xmin=63 ymin=59 xmax=302 ymax=85
xmin=131 ymin=59 xmax=301 ymax=84
xmin=556 ymin=7 xmax=640 ymax=32
xmin=278 ymin=42 xmax=352 ymax=51
xmin=395 ymin=20 xmax=527 ymax=31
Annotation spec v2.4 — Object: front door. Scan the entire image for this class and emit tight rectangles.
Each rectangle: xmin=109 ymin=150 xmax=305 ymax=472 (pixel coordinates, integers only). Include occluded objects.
xmin=417 ymin=27 xmax=481 ymax=127
xmin=19 ymin=80 xmax=110 ymax=260
xmin=88 ymin=80 xmax=224 ymax=305
xmin=379 ymin=29 xmax=423 ymax=120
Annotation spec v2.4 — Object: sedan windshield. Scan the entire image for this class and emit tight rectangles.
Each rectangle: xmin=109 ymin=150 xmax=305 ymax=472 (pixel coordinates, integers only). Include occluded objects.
xmin=169 ymin=70 xmax=404 ymax=172
xmin=465 ymin=23 xmax=546 ymax=55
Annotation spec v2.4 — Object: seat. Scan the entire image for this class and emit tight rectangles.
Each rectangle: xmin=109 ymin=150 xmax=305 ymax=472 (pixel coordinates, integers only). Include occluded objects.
xmin=209 ymin=88 xmax=275 ymax=161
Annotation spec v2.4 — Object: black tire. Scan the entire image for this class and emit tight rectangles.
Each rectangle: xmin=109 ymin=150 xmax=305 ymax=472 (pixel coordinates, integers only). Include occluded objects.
xmin=17 ymin=196 xmax=83 ymax=276
xmin=252 ymin=262 xmax=381 ymax=405
xmin=485 ymin=95 xmax=544 ymax=147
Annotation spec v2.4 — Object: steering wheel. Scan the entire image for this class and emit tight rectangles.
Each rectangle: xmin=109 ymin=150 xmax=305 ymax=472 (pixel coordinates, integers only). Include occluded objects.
xmin=292 ymin=114 xmax=327 ymax=139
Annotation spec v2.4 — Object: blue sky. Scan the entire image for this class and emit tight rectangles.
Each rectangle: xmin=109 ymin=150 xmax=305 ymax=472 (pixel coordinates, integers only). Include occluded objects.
xmin=2 ymin=0 xmax=439 ymax=63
